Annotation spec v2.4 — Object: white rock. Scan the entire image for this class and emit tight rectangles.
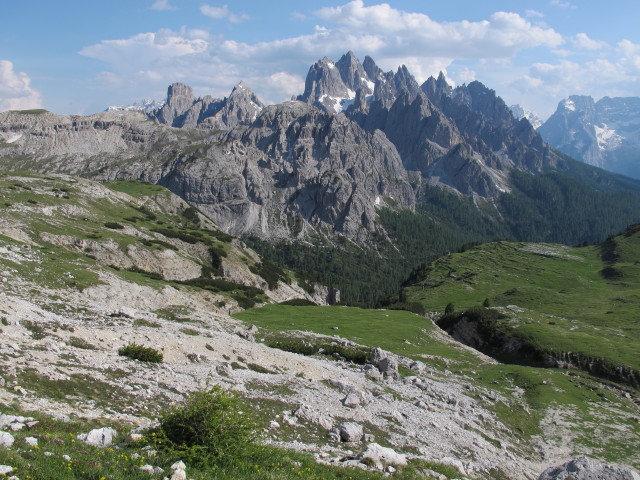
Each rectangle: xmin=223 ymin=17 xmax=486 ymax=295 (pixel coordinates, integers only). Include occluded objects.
xmin=77 ymin=427 xmax=117 ymax=447
xmin=0 ymin=465 xmax=13 ymax=475
xmin=63 ymin=455 xmax=72 ymax=461
xmin=339 ymin=422 xmax=363 ymax=442
xmin=171 ymin=460 xmax=186 ymax=471
xmin=140 ymin=464 xmax=155 ymax=474
xmin=9 ymin=423 xmax=24 ymax=432
xmin=342 ymin=392 xmax=362 ymax=408
xmin=538 ymin=456 xmax=640 ymax=480
xmin=356 ymin=443 xmax=407 ymax=468
xmin=24 ymin=436 xmax=38 ymax=446
xmin=0 ymin=432 xmax=14 ymax=447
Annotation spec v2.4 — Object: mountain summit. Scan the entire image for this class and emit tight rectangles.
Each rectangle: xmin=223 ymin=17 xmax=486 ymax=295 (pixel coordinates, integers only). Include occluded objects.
xmin=539 ymin=95 xmax=640 ymax=179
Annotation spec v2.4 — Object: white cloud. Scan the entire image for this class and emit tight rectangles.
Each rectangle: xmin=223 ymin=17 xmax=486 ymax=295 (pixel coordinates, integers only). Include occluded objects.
xmin=0 ymin=60 xmax=42 ymax=112
xmin=315 ymin=2 xmax=563 ymax=59
xmin=75 ymin=2 xmax=571 ymax=111
xmin=572 ymin=33 xmax=607 ymax=51
xmin=201 ymin=5 xmax=249 ymax=24
xmin=150 ymin=0 xmax=175 ymax=11
xmin=549 ymin=0 xmax=577 ymax=8
xmin=79 ymin=28 xmax=209 ymax=72
xmin=525 ymin=9 xmax=544 ymax=18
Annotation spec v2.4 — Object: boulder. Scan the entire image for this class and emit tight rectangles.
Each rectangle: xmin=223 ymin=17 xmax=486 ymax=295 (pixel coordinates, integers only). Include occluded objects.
xmin=0 ymin=432 xmax=14 ymax=447
xmin=342 ymin=392 xmax=362 ymax=408
xmin=77 ymin=427 xmax=117 ymax=447
xmin=539 ymin=457 xmax=640 ymax=480
xmin=355 ymin=443 xmax=407 ymax=470
xmin=339 ymin=422 xmax=363 ymax=442
xmin=369 ymin=347 xmax=399 ymax=378
xmin=0 ymin=465 xmax=13 ymax=475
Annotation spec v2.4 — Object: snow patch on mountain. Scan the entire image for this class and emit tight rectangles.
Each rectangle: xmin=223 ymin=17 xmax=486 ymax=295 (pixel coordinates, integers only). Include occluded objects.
xmin=594 ymin=124 xmax=623 ymax=150
xmin=509 ymin=104 xmax=543 ymax=129
xmin=562 ymin=99 xmax=576 ymax=111
xmin=106 ymin=99 xmax=164 ymax=113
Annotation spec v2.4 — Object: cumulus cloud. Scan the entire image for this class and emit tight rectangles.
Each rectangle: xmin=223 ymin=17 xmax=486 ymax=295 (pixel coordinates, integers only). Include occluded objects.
xmin=201 ymin=5 xmax=249 ymax=24
xmin=150 ymin=0 xmax=175 ymax=11
xmin=79 ymin=28 xmax=209 ymax=72
xmin=315 ymin=1 xmax=563 ymax=59
xmin=0 ymin=60 xmax=42 ymax=112
xmin=77 ymin=1 xmax=569 ymax=108
xmin=572 ymin=33 xmax=607 ymax=51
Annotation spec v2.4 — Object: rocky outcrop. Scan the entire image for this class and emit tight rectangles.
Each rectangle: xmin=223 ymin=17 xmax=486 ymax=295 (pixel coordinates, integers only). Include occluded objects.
xmin=150 ymin=82 xmax=263 ymax=129
xmin=539 ymin=457 xmax=640 ymax=480
xmin=437 ymin=309 xmax=640 ymax=387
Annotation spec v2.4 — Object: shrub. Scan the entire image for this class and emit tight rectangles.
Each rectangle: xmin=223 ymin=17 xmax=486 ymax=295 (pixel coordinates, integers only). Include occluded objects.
xmin=155 ymin=385 xmax=257 ymax=467
xmin=279 ymin=298 xmax=316 ymax=306
xmin=483 ymin=298 xmax=491 ymax=308
xmin=118 ymin=343 xmax=163 ymax=363
xmin=444 ymin=302 xmax=455 ymax=314
xmin=104 ymin=222 xmax=124 ymax=230
xmin=182 ymin=206 xmax=201 ymax=224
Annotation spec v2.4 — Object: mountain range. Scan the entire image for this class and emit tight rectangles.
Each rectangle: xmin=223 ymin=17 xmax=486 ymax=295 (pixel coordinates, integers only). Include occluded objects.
xmin=1 ymin=52 xmax=640 ymax=304
xmin=538 ymin=95 xmax=640 ymax=179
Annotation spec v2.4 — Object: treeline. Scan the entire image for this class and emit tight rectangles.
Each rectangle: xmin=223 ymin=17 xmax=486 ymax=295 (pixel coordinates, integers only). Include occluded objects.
xmin=246 ymin=163 xmax=640 ymax=306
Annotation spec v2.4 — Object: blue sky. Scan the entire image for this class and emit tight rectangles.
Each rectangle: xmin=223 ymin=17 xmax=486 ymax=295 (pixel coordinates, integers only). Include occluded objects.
xmin=1 ymin=0 xmax=639 ymax=119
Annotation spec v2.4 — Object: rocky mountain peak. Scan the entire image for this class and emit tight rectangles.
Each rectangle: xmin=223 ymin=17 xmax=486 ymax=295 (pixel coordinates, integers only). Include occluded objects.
xmin=150 ymin=82 xmax=263 ymax=130
xmin=539 ymin=94 xmax=640 ymax=177
xmin=336 ymin=51 xmax=374 ymax=95
xmin=421 ymin=72 xmax=452 ymax=106
xmin=297 ymin=55 xmax=353 ymax=112
xmin=362 ymin=55 xmax=383 ymax=81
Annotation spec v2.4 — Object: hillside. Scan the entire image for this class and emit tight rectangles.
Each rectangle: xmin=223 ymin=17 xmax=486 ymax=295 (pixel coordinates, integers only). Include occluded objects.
xmin=1 ymin=174 xmax=638 ymax=479
xmin=394 ymin=225 xmax=640 ymax=386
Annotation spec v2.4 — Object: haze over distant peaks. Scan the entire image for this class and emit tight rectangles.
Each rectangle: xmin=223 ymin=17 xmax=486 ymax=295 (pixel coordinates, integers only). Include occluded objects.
xmin=539 ymin=95 xmax=640 ymax=179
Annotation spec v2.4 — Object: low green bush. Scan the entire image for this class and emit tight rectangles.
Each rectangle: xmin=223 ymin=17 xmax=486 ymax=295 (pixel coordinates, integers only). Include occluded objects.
xmin=104 ymin=222 xmax=124 ymax=229
xmin=279 ymin=298 xmax=317 ymax=306
xmin=154 ymin=385 xmax=257 ymax=467
xmin=118 ymin=343 xmax=163 ymax=363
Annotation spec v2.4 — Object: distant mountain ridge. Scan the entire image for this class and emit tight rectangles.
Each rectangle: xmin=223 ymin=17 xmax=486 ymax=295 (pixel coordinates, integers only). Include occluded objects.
xmin=538 ymin=95 xmax=640 ymax=179
xmin=1 ymin=52 xmax=640 ymax=304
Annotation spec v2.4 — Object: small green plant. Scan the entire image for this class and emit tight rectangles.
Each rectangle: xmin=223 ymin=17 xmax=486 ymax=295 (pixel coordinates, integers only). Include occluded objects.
xmin=154 ymin=385 xmax=257 ymax=467
xmin=483 ymin=298 xmax=491 ymax=308
xmin=104 ymin=222 xmax=124 ymax=229
xmin=279 ymin=298 xmax=317 ymax=306
xmin=118 ymin=342 xmax=163 ymax=363
xmin=133 ymin=318 xmax=161 ymax=328
xmin=444 ymin=302 xmax=455 ymax=314
xmin=68 ymin=336 xmax=97 ymax=350
xmin=180 ymin=328 xmax=200 ymax=336
xmin=23 ymin=320 xmax=46 ymax=339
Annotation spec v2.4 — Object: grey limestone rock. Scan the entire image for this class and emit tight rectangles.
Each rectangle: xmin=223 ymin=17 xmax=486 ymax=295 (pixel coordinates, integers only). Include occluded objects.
xmin=338 ymin=422 xmax=363 ymax=442
xmin=77 ymin=427 xmax=117 ymax=447
xmin=0 ymin=431 xmax=15 ymax=447
xmin=355 ymin=443 xmax=407 ymax=469
xmin=538 ymin=457 xmax=640 ymax=480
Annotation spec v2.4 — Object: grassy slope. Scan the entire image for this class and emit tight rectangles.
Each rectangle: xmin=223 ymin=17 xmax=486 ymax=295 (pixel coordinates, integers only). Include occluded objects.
xmin=401 ymin=231 xmax=640 ymax=373
xmin=235 ymin=304 xmax=640 ymax=469
xmin=235 ymin=305 xmax=477 ymax=366
xmin=0 ymin=173 xmax=265 ymax=308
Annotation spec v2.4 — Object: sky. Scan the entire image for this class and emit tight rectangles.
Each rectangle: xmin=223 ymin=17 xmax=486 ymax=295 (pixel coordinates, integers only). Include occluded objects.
xmin=1 ymin=0 xmax=639 ymax=119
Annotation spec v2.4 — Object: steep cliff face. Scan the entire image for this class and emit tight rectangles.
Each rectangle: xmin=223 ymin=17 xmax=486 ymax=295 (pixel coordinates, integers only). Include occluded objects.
xmin=158 ymin=101 xmax=415 ymax=242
